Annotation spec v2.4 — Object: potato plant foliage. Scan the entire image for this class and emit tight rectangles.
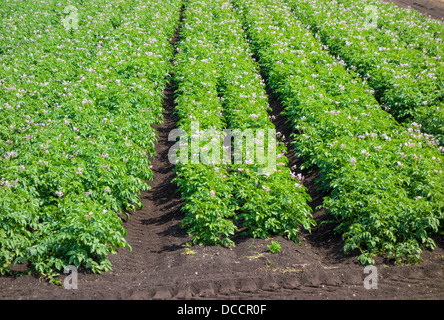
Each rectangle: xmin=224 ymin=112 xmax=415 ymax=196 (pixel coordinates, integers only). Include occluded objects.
xmin=287 ymin=0 xmax=444 ymax=144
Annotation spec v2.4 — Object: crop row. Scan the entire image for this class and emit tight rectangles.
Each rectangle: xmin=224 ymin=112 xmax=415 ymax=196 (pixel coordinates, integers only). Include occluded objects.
xmin=0 ymin=0 xmax=182 ymax=281
xmin=234 ymin=0 xmax=444 ymax=264
xmin=172 ymin=0 xmax=314 ymax=247
xmin=286 ymin=0 xmax=444 ymax=144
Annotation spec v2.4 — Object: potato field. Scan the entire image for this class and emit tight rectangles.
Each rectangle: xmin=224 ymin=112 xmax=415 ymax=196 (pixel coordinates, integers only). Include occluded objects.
xmin=1 ymin=0 xmax=444 ymax=300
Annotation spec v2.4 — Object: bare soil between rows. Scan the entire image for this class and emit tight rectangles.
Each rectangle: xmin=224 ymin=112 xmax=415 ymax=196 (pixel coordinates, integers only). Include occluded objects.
xmin=1 ymin=0 xmax=444 ymax=301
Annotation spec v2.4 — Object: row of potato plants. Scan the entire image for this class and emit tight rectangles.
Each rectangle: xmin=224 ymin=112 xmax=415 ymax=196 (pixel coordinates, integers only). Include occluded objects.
xmin=0 ymin=0 xmax=182 ymax=282
xmin=234 ymin=0 xmax=444 ymax=264
xmin=285 ymin=0 xmax=444 ymax=145
xmin=172 ymin=0 xmax=315 ymax=247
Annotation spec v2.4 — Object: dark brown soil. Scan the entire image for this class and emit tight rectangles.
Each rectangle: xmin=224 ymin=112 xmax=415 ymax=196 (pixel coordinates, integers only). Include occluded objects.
xmin=1 ymin=0 xmax=444 ymax=302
